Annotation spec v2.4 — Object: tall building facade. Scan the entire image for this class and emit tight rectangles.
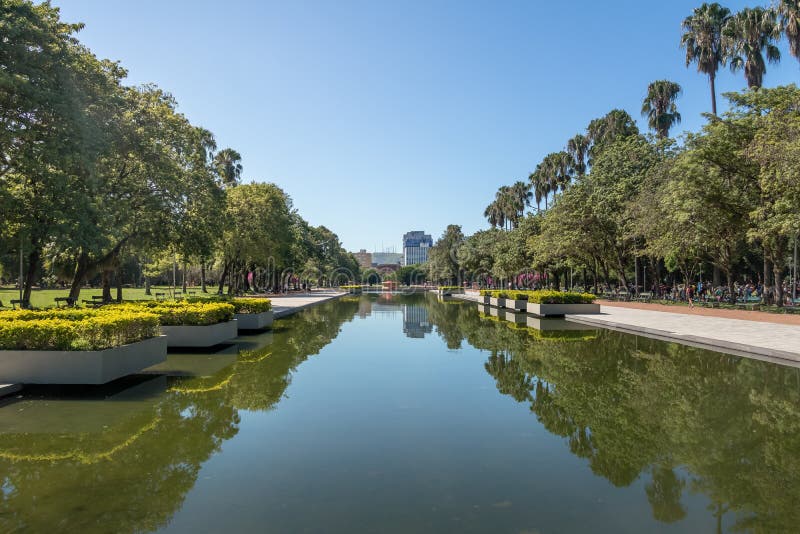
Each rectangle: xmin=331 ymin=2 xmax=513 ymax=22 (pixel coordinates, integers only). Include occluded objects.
xmin=402 ymin=231 xmax=433 ymax=266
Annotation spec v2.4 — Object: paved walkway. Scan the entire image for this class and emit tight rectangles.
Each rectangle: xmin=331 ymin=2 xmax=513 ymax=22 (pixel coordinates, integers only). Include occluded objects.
xmin=267 ymin=290 xmax=346 ymax=318
xmin=456 ymin=292 xmax=800 ymax=367
xmin=598 ymin=299 xmax=800 ymax=326
xmin=570 ymin=306 xmax=800 ymax=367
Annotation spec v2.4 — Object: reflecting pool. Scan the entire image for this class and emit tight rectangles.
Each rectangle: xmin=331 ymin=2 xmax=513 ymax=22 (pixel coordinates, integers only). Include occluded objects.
xmin=1 ymin=294 xmax=799 ymax=533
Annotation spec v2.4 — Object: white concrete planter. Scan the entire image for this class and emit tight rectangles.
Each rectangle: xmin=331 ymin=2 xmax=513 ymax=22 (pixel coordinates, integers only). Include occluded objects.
xmin=489 ymin=297 xmax=506 ymax=308
xmin=479 ymin=295 xmax=491 ymax=305
xmin=437 ymin=289 xmax=464 ymax=296
xmin=526 ymin=303 xmax=601 ymax=317
xmin=161 ymin=320 xmax=238 ymax=348
xmin=0 ymin=335 xmax=167 ymax=385
xmin=503 ymin=298 xmax=528 ymax=311
xmin=501 ymin=310 xmax=527 ymax=324
xmin=235 ymin=311 xmax=274 ymax=330
xmin=526 ymin=316 xmax=597 ymax=331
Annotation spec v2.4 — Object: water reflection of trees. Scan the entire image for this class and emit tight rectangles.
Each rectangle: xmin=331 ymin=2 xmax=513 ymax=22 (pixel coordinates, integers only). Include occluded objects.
xmin=426 ymin=298 xmax=800 ymax=532
xmin=0 ymin=298 xmax=359 ymax=533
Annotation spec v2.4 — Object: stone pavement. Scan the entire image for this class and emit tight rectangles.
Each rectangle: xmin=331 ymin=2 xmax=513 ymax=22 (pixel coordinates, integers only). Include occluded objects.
xmin=570 ymin=306 xmax=800 ymax=367
xmin=268 ymin=290 xmax=347 ymax=318
xmin=455 ymin=292 xmax=800 ymax=367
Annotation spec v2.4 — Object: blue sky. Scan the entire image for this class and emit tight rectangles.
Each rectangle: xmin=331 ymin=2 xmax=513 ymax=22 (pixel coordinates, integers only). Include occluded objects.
xmin=54 ymin=0 xmax=800 ymax=252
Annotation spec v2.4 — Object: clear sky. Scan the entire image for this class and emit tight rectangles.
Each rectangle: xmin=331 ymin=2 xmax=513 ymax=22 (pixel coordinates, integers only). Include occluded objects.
xmin=53 ymin=0 xmax=800 ymax=252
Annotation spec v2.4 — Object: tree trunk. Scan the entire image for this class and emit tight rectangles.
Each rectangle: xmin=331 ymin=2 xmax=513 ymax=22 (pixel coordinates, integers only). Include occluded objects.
xmin=201 ymin=260 xmax=207 ymax=293
xmin=713 ymin=266 xmax=721 ymax=289
xmin=145 ymin=276 xmax=151 ymax=296
xmin=182 ymin=259 xmax=188 ymax=293
xmin=774 ymin=260 xmax=785 ymax=307
xmin=101 ymin=270 xmax=112 ymax=302
xmin=727 ymin=268 xmax=737 ymax=305
xmin=217 ymin=260 xmax=230 ymax=295
xmin=69 ymin=252 xmax=90 ymax=301
xmin=22 ymin=248 xmax=40 ymax=305
xmin=710 ymin=72 xmax=717 ymax=117
xmin=116 ymin=266 xmax=123 ymax=302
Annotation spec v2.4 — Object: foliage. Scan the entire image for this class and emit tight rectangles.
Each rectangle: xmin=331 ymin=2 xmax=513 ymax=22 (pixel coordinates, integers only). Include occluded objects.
xmin=478 ymin=289 xmax=596 ymax=303
xmin=118 ymin=301 xmax=234 ymax=326
xmin=0 ymin=308 xmax=159 ymax=350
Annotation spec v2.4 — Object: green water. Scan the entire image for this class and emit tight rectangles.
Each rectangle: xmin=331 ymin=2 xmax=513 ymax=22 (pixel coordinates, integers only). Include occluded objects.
xmin=1 ymin=294 xmax=799 ymax=533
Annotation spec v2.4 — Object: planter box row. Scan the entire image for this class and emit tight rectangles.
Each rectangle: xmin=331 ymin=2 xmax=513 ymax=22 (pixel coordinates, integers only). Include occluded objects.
xmin=0 ymin=335 xmax=168 ymax=385
xmin=0 ymin=312 xmax=278 ymax=386
xmin=482 ymin=296 xmax=600 ymax=317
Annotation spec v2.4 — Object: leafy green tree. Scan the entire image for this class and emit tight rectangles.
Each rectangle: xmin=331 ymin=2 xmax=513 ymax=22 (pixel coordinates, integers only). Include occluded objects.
xmin=681 ymin=2 xmax=731 ymax=115
xmin=427 ymin=225 xmax=465 ymax=284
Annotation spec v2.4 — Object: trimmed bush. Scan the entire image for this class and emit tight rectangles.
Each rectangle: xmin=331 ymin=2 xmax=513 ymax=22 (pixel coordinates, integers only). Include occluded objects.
xmin=229 ymin=298 xmax=272 ymax=314
xmin=118 ymin=301 xmax=234 ymax=326
xmin=476 ymin=290 xmax=596 ymax=303
xmin=0 ymin=310 xmax=160 ymax=351
xmin=437 ymin=286 xmax=463 ymax=290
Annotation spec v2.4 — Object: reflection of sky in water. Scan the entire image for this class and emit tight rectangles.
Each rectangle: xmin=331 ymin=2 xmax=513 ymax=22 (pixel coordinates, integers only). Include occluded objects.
xmin=0 ymin=294 xmax=797 ymax=533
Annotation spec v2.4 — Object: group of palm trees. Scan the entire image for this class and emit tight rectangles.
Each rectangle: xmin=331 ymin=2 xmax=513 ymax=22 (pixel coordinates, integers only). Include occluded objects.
xmin=484 ymin=1 xmax=800 ymax=230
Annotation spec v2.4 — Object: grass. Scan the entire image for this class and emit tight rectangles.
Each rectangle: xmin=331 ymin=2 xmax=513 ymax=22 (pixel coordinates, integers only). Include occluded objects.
xmin=0 ymin=286 xmax=213 ymax=309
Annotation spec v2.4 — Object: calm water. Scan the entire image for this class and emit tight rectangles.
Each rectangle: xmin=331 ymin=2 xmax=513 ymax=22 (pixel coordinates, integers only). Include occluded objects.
xmin=1 ymin=294 xmax=799 ymax=533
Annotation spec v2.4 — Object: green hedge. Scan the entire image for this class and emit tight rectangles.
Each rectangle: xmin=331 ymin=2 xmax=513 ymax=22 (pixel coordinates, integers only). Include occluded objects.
xmin=477 ymin=289 xmax=596 ymax=304
xmin=0 ymin=310 xmax=160 ymax=351
xmin=437 ymin=286 xmax=463 ymax=290
xmin=229 ymin=298 xmax=272 ymax=314
xmin=119 ymin=301 xmax=235 ymax=326
xmin=340 ymin=285 xmax=362 ymax=289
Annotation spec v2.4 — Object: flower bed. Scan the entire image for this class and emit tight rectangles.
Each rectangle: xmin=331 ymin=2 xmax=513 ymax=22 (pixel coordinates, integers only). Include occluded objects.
xmin=0 ymin=307 xmax=166 ymax=384
xmin=478 ymin=289 xmax=596 ymax=304
xmin=228 ymin=298 xmax=272 ymax=314
xmin=119 ymin=301 xmax=234 ymax=326
xmin=0 ymin=308 xmax=160 ymax=351
xmin=116 ymin=301 xmax=237 ymax=348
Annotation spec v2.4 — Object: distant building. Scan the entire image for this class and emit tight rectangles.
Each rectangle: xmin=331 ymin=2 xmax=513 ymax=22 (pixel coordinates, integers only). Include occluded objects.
xmin=372 ymin=252 xmax=403 ymax=266
xmin=402 ymin=231 xmax=432 ymax=266
xmin=353 ymin=249 xmax=372 ymax=270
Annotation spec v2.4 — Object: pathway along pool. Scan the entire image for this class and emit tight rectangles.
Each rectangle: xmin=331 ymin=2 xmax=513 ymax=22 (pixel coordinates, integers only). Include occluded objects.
xmin=0 ymin=293 xmax=799 ymax=533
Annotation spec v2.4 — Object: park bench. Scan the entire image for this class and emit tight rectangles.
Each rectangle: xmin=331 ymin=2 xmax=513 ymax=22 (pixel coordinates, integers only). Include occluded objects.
xmin=54 ymin=297 xmax=77 ymax=308
xmin=154 ymin=292 xmax=166 ymax=301
xmin=634 ymin=292 xmax=652 ymax=303
xmin=82 ymin=299 xmax=105 ymax=308
xmin=10 ymin=299 xmax=30 ymax=310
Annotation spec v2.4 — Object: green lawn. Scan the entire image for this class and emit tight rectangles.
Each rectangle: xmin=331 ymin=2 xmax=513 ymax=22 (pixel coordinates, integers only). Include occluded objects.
xmin=0 ymin=286 xmax=214 ymax=309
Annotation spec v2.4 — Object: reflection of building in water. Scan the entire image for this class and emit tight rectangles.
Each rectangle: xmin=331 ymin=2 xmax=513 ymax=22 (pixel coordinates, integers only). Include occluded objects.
xmin=358 ymin=298 xmax=373 ymax=318
xmin=403 ymin=304 xmax=432 ymax=338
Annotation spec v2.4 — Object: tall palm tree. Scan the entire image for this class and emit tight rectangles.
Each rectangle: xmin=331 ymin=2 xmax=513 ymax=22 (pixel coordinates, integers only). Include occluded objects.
xmin=510 ymin=181 xmax=532 ymax=224
xmin=777 ymin=1 xmax=800 ymax=63
xmin=213 ymin=148 xmax=243 ymax=188
xmin=723 ymin=7 xmax=781 ymax=89
xmin=681 ymin=3 xmax=731 ymax=115
xmin=484 ymin=200 xmax=502 ymax=229
xmin=528 ymin=171 xmax=544 ymax=212
xmin=641 ymin=80 xmax=682 ymax=139
xmin=567 ymin=134 xmax=590 ymax=176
